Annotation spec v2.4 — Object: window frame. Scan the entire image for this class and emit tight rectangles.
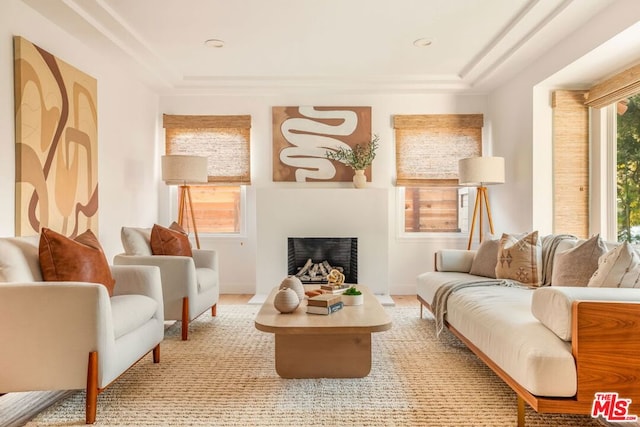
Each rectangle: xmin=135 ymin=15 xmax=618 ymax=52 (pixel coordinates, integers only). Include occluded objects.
xmin=163 ymin=114 xmax=251 ymax=237
xmin=166 ymin=184 xmax=248 ymax=238
xmin=393 ymin=114 xmax=482 ymax=237
xmin=395 ymin=187 xmax=470 ymax=240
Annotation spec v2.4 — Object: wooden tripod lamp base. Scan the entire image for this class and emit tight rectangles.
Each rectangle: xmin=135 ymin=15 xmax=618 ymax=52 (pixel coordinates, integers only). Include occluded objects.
xmin=161 ymin=155 xmax=209 ymax=250
xmin=458 ymin=156 xmax=505 ymax=250
xmin=177 ymin=185 xmax=200 ymax=249
xmin=467 ymin=186 xmax=495 ymax=250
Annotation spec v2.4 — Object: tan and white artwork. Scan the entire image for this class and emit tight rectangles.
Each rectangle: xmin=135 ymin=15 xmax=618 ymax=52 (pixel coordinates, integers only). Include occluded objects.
xmin=273 ymin=106 xmax=372 ymax=182
xmin=13 ymin=36 xmax=98 ymax=237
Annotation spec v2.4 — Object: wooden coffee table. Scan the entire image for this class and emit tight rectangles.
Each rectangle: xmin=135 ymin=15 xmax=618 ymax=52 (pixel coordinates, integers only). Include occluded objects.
xmin=254 ymin=285 xmax=392 ymax=378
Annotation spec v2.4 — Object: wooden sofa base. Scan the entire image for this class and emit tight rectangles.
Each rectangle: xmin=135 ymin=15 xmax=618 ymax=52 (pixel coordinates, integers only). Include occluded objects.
xmin=418 ymin=295 xmax=640 ymax=426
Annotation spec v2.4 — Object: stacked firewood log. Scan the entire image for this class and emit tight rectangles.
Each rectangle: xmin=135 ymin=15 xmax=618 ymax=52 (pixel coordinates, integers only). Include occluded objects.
xmin=295 ymin=259 xmax=344 ymax=282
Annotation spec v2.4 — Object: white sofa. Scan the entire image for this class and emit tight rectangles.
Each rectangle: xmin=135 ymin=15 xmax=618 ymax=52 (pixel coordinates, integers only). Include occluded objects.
xmin=0 ymin=236 xmax=165 ymax=424
xmin=417 ymin=235 xmax=640 ymax=426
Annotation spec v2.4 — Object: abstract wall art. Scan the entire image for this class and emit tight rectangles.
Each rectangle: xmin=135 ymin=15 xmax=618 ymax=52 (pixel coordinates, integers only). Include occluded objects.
xmin=13 ymin=36 xmax=98 ymax=237
xmin=272 ymin=106 xmax=372 ymax=182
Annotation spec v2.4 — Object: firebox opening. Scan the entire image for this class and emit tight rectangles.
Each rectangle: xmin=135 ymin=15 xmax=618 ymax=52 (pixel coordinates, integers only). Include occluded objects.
xmin=287 ymin=237 xmax=358 ymax=284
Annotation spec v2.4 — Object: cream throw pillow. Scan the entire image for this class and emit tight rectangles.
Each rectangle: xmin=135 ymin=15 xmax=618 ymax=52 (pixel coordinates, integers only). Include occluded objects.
xmin=495 ymin=231 xmax=542 ymax=286
xmin=588 ymin=242 xmax=640 ymax=288
xmin=121 ymin=227 xmax=152 ymax=256
xmin=551 ymin=234 xmax=607 ymax=286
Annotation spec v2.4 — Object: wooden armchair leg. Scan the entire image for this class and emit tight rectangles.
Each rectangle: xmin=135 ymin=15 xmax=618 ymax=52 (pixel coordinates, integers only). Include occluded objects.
xmin=181 ymin=297 xmax=189 ymax=341
xmin=86 ymin=351 xmax=98 ymax=424
xmin=153 ymin=344 xmax=160 ymax=363
xmin=212 ymin=303 xmax=217 ymax=317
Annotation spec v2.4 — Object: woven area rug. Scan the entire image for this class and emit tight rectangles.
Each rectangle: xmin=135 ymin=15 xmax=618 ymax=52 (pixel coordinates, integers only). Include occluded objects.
xmin=23 ymin=303 xmax=601 ymax=426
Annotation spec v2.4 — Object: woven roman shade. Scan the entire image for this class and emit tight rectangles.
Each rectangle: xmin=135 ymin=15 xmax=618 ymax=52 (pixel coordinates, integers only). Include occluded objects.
xmin=163 ymin=114 xmax=251 ymax=185
xmin=393 ymin=114 xmax=483 ymax=186
xmin=552 ymin=90 xmax=589 ymax=238
xmin=585 ymin=63 xmax=640 ymax=108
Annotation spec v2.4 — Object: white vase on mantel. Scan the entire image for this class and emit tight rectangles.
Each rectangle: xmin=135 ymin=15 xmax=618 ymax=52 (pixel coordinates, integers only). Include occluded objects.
xmin=352 ymin=169 xmax=367 ymax=188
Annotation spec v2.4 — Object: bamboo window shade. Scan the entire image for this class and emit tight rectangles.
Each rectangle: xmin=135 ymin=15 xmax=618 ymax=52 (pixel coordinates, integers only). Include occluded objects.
xmin=163 ymin=114 xmax=251 ymax=185
xmin=393 ymin=114 xmax=483 ymax=187
xmin=552 ymin=90 xmax=590 ymax=238
xmin=585 ymin=63 xmax=640 ymax=108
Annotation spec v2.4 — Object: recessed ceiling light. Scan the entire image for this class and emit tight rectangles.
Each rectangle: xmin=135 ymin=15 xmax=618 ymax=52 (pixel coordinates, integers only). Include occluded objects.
xmin=413 ymin=38 xmax=432 ymax=47
xmin=204 ymin=39 xmax=224 ymax=48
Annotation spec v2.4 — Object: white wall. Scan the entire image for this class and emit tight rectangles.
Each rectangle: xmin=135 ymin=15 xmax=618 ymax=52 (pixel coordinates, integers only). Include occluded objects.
xmin=159 ymin=93 xmax=487 ymax=294
xmin=5 ymin=0 xmax=639 ymax=296
xmin=488 ymin=0 xmax=640 ymax=236
xmin=0 ymin=0 xmax=159 ymax=258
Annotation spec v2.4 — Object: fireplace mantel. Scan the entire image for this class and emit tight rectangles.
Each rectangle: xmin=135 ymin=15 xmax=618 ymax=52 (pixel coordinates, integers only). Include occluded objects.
xmin=254 ymin=188 xmax=390 ymax=301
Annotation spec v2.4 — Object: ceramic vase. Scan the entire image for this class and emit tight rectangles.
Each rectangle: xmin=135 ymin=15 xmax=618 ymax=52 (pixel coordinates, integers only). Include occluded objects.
xmin=280 ymin=276 xmax=305 ymax=301
xmin=342 ymin=294 xmax=364 ymax=306
xmin=353 ymin=169 xmax=367 ymax=188
xmin=273 ymin=288 xmax=300 ymax=313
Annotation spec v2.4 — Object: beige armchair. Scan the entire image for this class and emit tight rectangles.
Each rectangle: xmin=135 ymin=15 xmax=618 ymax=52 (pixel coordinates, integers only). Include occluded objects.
xmin=114 ymin=227 xmax=219 ymax=340
xmin=0 ymin=236 xmax=164 ymax=424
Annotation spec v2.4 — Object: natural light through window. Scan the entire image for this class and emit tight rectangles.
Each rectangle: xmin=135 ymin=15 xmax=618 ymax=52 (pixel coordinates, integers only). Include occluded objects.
xmin=616 ymin=93 xmax=640 ymax=243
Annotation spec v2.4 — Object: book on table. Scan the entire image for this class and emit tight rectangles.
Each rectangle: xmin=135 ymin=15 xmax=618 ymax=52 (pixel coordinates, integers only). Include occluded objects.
xmin=306 ymin=301 xmax=344 ymax=315
xmin=307 ymin=293 xmax=342 ymax=307
xmin=319 ymin=284 xmax=349 ymax=294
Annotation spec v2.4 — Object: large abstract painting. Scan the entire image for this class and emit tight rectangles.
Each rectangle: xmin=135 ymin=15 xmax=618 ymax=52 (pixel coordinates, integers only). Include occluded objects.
xmin=14 ymin=36 xmax=98 ymax=237
xmin=273 ymin=106 xmax=372 ymax=182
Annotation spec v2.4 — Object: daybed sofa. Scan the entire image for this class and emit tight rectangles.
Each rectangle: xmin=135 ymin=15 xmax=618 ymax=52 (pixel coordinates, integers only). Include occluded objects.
xmin=417 ymin=233 xmax=640 ymax=426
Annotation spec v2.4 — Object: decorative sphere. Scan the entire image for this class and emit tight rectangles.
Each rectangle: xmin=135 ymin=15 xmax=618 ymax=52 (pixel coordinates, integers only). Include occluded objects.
xmin=279 ymin=276 xmax=305 ymax=301
xmin=273 ymin=288 xmax=300 ymax=313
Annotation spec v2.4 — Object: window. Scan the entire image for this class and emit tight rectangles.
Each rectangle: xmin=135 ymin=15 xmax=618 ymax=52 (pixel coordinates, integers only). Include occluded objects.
xmin=615 ymin=94 xmax=640 ymax=243
xmin=585 ymin=63 xmax=640 ymax=243
xmin=393 ymin=114 xmax=482 ymax=233
xmin=163 ymin=114 xmax=251 ymax=234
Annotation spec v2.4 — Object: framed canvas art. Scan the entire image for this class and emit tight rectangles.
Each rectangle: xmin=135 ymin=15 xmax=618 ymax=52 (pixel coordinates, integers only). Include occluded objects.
xmin=13 ymin=36 xmax=98 ymax=237
xmin=272 ymin=106 xmax=372 ymax=182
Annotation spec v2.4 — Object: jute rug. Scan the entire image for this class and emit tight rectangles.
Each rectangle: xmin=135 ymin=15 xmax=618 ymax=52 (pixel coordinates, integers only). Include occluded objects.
xmin=22 ymin=303 xmax=601 ymax=426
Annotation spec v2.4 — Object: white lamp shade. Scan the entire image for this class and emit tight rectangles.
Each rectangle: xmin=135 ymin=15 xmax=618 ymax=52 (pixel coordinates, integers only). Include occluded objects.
xmin=162 ymin=155 xmax=208 ymax=185
xmin=458 ymin=156 xmax=505 ymax=186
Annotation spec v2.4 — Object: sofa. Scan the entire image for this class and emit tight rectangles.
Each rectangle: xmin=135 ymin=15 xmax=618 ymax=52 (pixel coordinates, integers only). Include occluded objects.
xmin=417 ymin=232 xmax=640 ymax=426
xmin=0 ymin=233 xmax=165 ymax=423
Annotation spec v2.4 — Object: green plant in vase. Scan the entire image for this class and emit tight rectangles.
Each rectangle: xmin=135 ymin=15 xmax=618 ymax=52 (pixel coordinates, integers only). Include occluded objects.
xmin=325 ymin=134 xmax=379 ymax=188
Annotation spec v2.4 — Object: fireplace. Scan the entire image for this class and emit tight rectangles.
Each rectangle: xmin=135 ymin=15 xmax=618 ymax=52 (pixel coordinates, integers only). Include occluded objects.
xmin=287 ymin=237 xmax=358 ymax=284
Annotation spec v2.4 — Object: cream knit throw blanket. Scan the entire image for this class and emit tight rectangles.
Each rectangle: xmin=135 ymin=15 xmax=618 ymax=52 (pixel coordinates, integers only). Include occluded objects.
xmin=433 ymin=234 xmax=577 ymax=337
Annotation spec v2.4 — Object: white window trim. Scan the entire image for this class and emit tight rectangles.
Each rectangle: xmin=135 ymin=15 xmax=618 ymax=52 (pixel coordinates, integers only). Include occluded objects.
xmin=606 ymin=104 xmax=618 ymax=241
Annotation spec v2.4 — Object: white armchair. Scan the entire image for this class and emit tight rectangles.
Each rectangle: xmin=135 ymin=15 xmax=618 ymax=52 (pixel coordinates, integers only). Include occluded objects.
xmin=114 ymin=227 xmax=219 ymax=340
xmin=0 ymin=236 xmax=164 ymax=424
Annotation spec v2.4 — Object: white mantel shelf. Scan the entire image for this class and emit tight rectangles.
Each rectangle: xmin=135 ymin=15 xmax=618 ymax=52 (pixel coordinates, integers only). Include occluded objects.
xmin=255 ymin=187 xmax=391 ymax=299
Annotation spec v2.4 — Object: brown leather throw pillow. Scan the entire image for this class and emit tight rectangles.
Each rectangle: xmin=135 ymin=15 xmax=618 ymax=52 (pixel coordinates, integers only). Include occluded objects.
xmin=39 ymin=228 xmax=116 ymax=296
xmin=150 ymin=222 xmax=193 ymax=257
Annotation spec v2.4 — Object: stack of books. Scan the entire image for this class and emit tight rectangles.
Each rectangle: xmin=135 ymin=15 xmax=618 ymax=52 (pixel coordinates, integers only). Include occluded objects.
xmin=306 ymin=293 xmax=344 ymax=315
xmin=319 ymin=284 xmax=350 ymax=294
